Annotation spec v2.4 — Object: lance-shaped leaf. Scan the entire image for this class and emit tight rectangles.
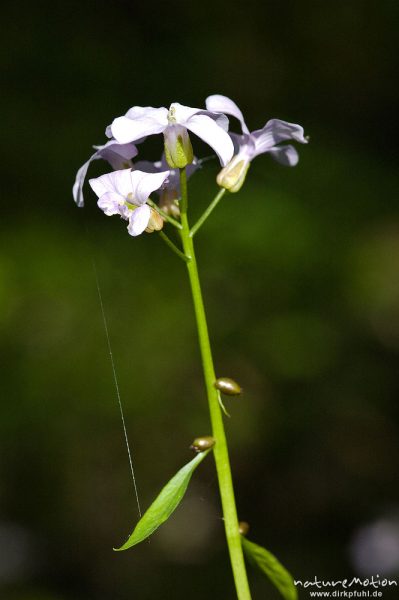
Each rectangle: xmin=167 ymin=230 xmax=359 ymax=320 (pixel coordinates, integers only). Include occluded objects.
xmin=115 ymin=450 xmax=211 ymax=551
xmin=242 ymin=537 xmax=298 ymax=600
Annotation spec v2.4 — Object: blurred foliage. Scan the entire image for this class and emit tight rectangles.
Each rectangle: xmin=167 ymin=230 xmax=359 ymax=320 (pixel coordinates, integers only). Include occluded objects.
xmin=1 ymin=1 xmax=399 ymax=599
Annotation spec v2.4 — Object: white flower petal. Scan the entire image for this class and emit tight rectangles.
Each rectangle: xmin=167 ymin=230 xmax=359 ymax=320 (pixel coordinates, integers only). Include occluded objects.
xmin=206 ymin=94 xmax=249 ymax=134
xmin=212 ymin=112 xmax=229 ymax=132
xmin=97 ymin=192 xmax=125 ymax=216
xmin=268 ymin=144 xmax=299 ymax=167
xmin=73 ymin=141 xmax=138 ymax=206
xmin=169 ymin=102 xmax=202 ymax=124
xmin=72 ymin=150 xmax=99 ymax=207
xmin=253 ymin=119 xmax=307 ymax=155
xmin=89 ymin=168 xmax=133 ymax=199
xmin=127 ymin=204 xmax=151 ymax=236
xmin=124 ymin=106 xmax=168 ymax=122
xmin=130 ymin=169 xmax=170 ymax=205
xmin=111 ymin=107 xmax=168 ymax=143
xmin=230 ymin=133 xmax=256 ymax=159
xmin=95 ymin=141 xmax=138 ymax=169
xmin=185 ymin=114 xmax=234 ymax=166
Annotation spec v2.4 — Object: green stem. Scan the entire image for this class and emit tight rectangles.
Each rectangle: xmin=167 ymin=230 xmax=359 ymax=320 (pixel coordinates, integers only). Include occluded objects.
xmin=158 ymin=230 xmax=190 ymax=263
xmin=190 ymin=187 xmax=226 ymax=237
xmin=179 ymin=168 xmax=252 ymax=600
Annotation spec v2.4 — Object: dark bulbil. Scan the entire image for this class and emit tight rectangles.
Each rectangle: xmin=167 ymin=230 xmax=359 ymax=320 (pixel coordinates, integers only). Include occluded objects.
xmin=190 ymin=436 xmax=216 ymax=453
xmin=214 ymin=377 xmax=242 ymax=396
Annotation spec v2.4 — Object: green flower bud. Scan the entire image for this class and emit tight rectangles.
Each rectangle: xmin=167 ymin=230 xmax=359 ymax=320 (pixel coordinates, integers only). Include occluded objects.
xmin=216 ymin=155 xmax=250 ymax=193
xmin=164 ymin=120 xmax=194 ymax=169
xmin=214 ymin=377 xmax=242 ymax=396
xmin=238 ymin=521 xmax=250 ymax=536
xmin=190 ymin=436 xmax=215 ymax=453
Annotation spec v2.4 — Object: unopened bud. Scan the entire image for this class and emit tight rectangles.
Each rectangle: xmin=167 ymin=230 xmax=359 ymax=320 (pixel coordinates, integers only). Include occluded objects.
xmin=238 ymin=521 xmax=250 ymax=536
xmin=190 ymin=436 xmax=215 ymax=453
xmin=217 ymin=155 xmax=250 ymax=193
xmin=145 ymin=208 xmax=164 ymax=233
xmin=159 ymin=188 xmax=181 ymax=218
xmin=164 ymin=123 xmax=194 ymax=169
xmin=214 ymin=377 xmax=242 ymax=396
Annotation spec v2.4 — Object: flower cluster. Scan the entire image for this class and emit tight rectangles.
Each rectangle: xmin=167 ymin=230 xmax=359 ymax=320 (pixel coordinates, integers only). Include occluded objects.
xmin=73 ymin=96 xmax=307 ymax=236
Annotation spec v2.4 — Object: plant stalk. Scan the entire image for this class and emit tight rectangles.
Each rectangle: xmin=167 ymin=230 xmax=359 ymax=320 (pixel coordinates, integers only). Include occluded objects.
xmin=179 ymin=168 xmax=252 ymax=600
xmin=158 ymin=230 xmax=190 ymax=263
xmin=190 ymin=187 xmax=226 ymax=237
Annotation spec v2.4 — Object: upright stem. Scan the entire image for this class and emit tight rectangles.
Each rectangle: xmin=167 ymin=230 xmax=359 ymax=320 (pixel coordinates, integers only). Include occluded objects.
xmin=179 ymin=168 xmax=252 ymax=600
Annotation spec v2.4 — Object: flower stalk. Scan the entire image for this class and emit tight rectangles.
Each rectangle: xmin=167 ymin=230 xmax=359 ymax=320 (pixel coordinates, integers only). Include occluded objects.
xmin=158 ymin=230 xmax=190 ymax=263
xmin=179 ymin=168 xmax=252 ymax=600
xmin=190 ymin=187 xmax=226 ymax=237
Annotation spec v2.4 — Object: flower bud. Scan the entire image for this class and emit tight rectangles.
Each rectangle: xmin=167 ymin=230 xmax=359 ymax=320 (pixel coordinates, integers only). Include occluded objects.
xmin=238 ymin=521 xmax=250 ymax=536
xmin=214 ymin=377 xmax=242 ymax=396
xmin=190 ymin=436 xmax=215 ymax=453
xmin=217 ymin=155 xmax=250 ymax=193
xmin=145 ymin=207 xmax=164 ymax=233
xmin=164 ymin=124 xmax=194 ymax=169
xmin=159 ymin=187 xmax=181 ymax=218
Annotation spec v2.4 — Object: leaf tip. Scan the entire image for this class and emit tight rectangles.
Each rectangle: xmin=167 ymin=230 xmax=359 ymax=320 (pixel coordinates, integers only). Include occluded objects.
xmin=113 ymin=541 xmax=131 ymax=552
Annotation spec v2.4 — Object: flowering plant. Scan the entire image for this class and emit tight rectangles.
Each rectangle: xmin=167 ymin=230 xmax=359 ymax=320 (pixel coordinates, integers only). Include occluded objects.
xmin=73 ymin=94 xmax=307 ymax=600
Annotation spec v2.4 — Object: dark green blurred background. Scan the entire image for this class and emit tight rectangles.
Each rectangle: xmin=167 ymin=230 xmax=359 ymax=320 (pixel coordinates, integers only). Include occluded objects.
xmin=1 ymin=1 xmax=399 ymax=598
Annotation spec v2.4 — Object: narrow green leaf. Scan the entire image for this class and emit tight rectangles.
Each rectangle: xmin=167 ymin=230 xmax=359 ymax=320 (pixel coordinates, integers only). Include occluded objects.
xmin=115 ymin=450 xmax=211 ymax=551
xmin=242 ymin=537 xmax=298 ymax=600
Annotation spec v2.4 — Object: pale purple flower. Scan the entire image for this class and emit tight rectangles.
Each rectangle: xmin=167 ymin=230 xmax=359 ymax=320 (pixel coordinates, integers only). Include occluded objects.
xmin=109 ymin=103 xmax=234 ymax=169
xmin=135 ymin=154 xmax=200 ymax=218
xmin=135 ymin=154 xmax=199 ymax=196
xmin=73 ymin=140 xmax=138 ymax=207
xmin=89 ymin=168 xmax=169 ymax=237
xmin=205 ymin=94 xmax=308 ymax=192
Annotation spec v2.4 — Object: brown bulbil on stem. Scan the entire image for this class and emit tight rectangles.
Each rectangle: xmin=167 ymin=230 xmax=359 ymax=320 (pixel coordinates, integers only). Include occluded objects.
xmin=238 ymin=521 xmax=250 ymax=536
xmin=214 ymin=377 xmax=242 ymax=396
xmin=190 ymin=436 xmax=215 ymax=453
